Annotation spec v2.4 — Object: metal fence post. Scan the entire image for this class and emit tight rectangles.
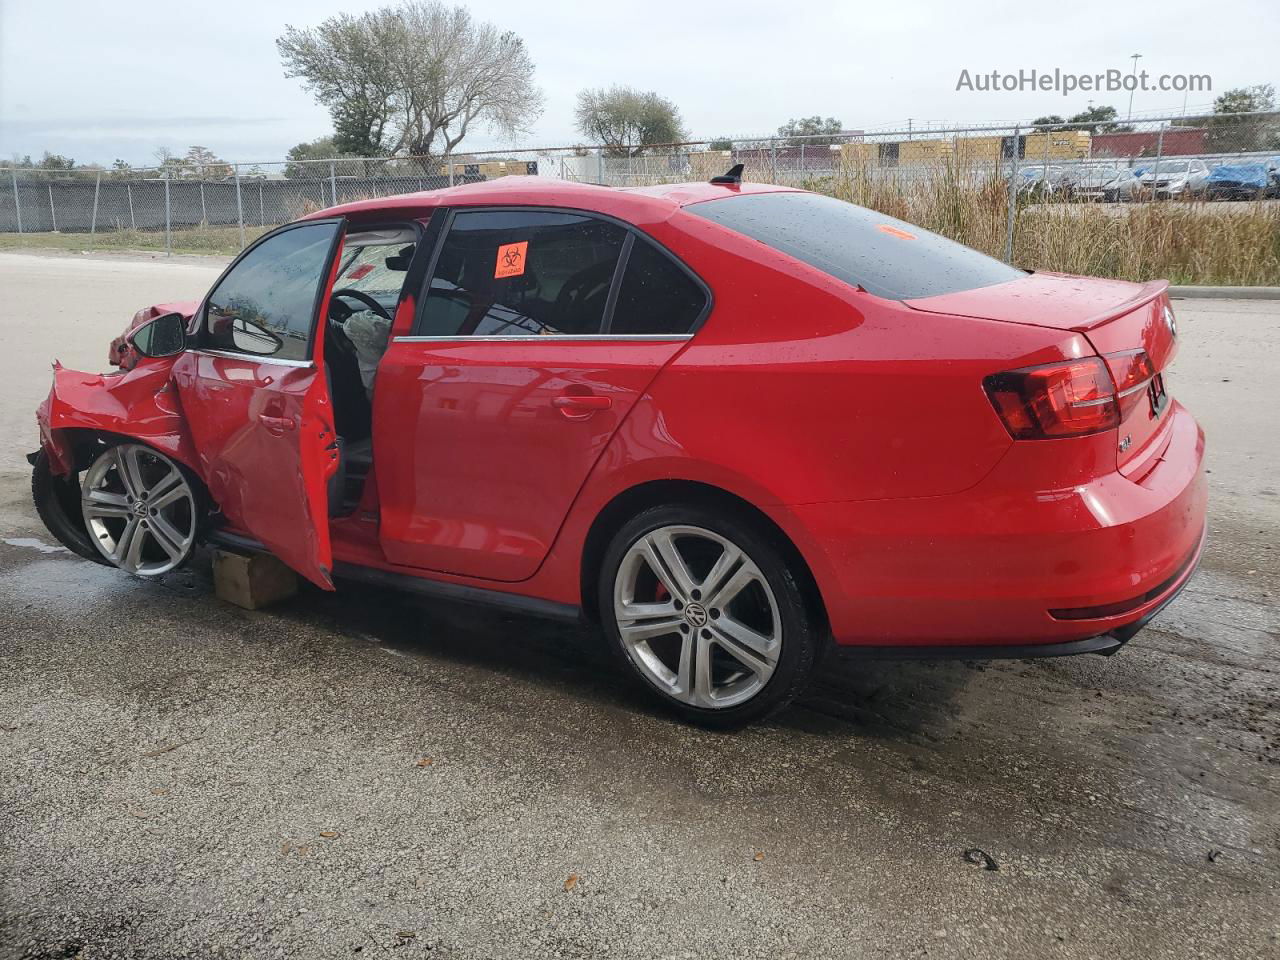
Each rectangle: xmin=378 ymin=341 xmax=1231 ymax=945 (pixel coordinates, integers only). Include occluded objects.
xmin=10 ymin=169 xmax=22 ymax=233
xmin=1151 ymin=127 xmax=1165 ymax=201
xmin=1042 ymin=127 xmax=1050 ymax=189
xmin=48 ymin=185 xmax=57 ymax=232
xmin=447 ymin=153 xmax=455 ymax=187
xmin=199 ymin=182 xmax=207 ymax=225
xmin=233 ymin=164 xmax=245 ymax=249
xmin=126 ymin=181 xmax=136 ymax=231
xmin=259 ymin=181 xmax=264 ymax=227
xmin=597 ymin=149 xmax=605 ymax=185
xmin=90 ymin=171 xmax=102 ymax=247
xmin=771 ymin=137 xmax=778 ymax=182
xmin=1004 ymin=124 xmax=1020 ymax=264
xmin=164 ymin=175 xmax=171 ymax=256
xmin=329 ymin=161 xmax=337 ymax=206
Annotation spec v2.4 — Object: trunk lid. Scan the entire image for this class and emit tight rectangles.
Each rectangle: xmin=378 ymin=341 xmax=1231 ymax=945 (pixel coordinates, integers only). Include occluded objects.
xmin=908 ymin=272 xmax=1179 ymax=473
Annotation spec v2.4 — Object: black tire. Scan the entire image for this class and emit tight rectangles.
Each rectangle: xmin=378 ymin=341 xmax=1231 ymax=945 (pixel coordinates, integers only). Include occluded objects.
xmin=598 ymin=503 xmax=820 ymax=729
xmin=30 ymin=447 xmax=110 ymax=565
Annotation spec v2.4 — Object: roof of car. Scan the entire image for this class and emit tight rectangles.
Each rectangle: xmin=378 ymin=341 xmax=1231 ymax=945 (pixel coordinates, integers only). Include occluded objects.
xmin=304 ymin=175 xmax=799 ymax=223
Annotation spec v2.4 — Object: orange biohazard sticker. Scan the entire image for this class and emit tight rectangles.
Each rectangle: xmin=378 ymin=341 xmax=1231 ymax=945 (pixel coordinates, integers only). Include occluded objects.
xmin=878 ymin=224 xmax=915 ymax=240
xmin=494 ymin=241 xmax=528 ymax=278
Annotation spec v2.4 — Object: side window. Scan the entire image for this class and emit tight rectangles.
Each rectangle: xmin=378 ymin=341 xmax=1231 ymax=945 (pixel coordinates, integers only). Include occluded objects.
xmin=419 ymin=210 xmax=626 ymax=337
xmin=203 ymin=221 xmax=341 ymax=362
xmin=609 ymin=237 xmax=708 ymax=335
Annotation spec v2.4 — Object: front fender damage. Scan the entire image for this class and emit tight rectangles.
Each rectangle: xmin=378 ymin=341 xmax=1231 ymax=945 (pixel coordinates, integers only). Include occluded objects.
xmin=36 ymin=358 xmax=198 ymax=477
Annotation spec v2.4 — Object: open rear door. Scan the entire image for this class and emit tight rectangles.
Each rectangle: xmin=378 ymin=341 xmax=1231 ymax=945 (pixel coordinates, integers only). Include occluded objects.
xmin=171 ymin=218 xmax=346 ymax=588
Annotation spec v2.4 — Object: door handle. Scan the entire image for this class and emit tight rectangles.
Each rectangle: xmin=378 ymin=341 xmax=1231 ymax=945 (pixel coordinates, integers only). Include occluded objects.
xmin=552 ymin=394 xmax=612 ymax=419
xmin=258 ymin=413 xmax=296 ymax=434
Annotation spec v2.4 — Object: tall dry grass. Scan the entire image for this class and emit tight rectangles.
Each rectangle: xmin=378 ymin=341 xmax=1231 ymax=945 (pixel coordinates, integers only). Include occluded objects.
xmin=804 ymin=159 xmax=1280 ymax=286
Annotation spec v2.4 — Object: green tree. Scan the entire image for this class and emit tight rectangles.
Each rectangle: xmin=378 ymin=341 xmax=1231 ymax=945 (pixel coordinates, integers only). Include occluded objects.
xmin=1206 ymin=84 xmax=1277 ymax=151
xmin=1171 ymin=84 xmax=1278 ymax=147
xmin=777 ymin=116 xmax=844 ymax=146
xmin=1032 ymin=115 xmax=1066 ymax=132
xmin=1066 ymin=105 xmax=1129 ymax=133
xmin=278 ymin=1 xmax=543 ymax=165
xmin=285 ymin=137 xmax=344 ymax=178
xmin=575 ymin=86 xmax=686 ymax=157
xmin=38 ymin=152 xmax=76 ymax=171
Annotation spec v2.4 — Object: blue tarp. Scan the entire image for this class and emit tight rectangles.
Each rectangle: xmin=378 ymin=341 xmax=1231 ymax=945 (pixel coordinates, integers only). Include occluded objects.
xmin=1206 ymin=163 xmax=1269 ymax=188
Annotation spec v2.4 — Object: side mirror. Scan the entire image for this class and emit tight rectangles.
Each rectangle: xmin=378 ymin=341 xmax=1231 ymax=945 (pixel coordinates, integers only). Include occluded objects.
xmin=129 ymin=312 xmax=187 ymax=358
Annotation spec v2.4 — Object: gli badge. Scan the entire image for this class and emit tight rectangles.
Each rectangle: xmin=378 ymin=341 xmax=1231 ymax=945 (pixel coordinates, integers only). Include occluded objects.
xmin=1163 ymin=304 xmax=1177 ymax=339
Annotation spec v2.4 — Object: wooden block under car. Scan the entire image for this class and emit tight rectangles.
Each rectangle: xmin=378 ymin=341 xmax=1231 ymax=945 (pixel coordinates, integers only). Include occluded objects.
xmin=212 ymin=549 xmax=298 ymax=610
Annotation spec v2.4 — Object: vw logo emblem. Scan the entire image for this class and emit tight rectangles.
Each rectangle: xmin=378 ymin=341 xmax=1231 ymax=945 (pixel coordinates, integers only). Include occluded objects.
xmin=683 ymin=602 xmax=709 ymax=628
xmin=1163 ymin=305 xmax=1177 ymax=339
xmin=133 ymin=500 xmax=149 ymax=518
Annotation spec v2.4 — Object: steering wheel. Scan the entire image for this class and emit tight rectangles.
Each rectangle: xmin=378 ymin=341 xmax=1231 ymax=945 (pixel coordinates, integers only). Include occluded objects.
xmin=329 ymin=288 xmax=393 ymax=323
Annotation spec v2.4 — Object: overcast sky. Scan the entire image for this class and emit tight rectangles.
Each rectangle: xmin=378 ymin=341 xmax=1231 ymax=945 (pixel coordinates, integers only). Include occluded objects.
xmin=0 ymin=0 xmax=1274 ymax=167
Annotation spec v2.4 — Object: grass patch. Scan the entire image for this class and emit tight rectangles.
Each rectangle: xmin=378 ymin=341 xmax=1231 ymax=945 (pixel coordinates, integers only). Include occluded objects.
xmin=0 ymin=225 xmax=271 ymax=258
xmin=3 ymin=179 xmax=1280 ymax=285
xmin=808 ymin=161 xmax=1280 ymax=286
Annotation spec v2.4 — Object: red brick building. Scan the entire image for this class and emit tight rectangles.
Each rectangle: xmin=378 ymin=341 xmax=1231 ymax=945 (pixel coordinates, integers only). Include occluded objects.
xmin=1091 ymin=128 xmax=1208 ymax=159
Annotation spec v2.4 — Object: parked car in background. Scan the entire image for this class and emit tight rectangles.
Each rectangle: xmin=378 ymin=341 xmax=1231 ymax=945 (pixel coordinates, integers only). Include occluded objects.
xmin=1017 ymin=165 xmax=1070 ymax=197
xmin=1205 ymin=162 xmax=1272 ymax=200
xmin=1137 ymin=159 xmax=1210 ymax=199
xmin=29 ymin=175 xmax=1207 ymax=727
xmin=1066 ymin=164 xmax=1141 ymax=202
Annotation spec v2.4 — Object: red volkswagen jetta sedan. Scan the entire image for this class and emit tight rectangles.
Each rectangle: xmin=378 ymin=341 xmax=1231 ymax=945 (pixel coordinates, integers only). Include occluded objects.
xmin=31 ymin=175 xmax=1207 ymax=726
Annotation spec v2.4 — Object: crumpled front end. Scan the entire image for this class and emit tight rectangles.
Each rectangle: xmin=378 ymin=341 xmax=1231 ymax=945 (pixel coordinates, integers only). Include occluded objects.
xmin=108 ymin=301 xmax=199 ymax=372
xmin=36 ymin=300 xmax=202 ymax=475
xmin=36 ymin=358 xmax=198 ymax=478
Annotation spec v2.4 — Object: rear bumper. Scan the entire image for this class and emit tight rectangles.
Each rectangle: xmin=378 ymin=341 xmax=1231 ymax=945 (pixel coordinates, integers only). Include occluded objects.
xmin=794 ymin=401 xmax=1207 ymax=651
xmin=831 ymin=523 xmax=1203 ymax=659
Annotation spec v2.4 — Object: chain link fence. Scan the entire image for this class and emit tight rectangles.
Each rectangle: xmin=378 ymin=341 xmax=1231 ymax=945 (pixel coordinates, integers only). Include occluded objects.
xmin=2 ymin=110 xmax=1277 ymax=278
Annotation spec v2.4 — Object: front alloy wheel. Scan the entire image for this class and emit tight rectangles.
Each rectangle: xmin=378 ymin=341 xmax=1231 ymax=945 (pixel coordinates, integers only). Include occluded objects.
xmin=601 ymin=505 xmax=819 ymax=727
xmin=81 ymin=443 xmax=197 ymax=575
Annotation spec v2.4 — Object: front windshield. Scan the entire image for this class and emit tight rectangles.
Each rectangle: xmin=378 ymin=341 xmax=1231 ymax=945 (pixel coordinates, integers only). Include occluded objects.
xmin=1148 ymin=161 xmax=1190 ymax=175
xmin=336 ymin=227 xmax=418 ymax=299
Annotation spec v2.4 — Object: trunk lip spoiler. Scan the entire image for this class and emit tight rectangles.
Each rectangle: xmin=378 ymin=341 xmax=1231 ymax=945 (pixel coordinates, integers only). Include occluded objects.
xmin=1070 ymin=278 xmax=1169 ymax=333
xmin=903 ymin=274 xmax=1171 ymax=333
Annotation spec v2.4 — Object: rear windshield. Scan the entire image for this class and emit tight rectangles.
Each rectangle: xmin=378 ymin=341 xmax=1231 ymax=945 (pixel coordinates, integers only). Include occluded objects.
xmin=687 ymin=191 xmax=1024 ymax=300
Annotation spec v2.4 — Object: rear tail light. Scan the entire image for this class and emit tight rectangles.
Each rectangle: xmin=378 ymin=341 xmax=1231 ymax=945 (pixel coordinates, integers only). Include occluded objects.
xmin=984 ymin=357 xmax=1119 ymax=439
xmin=1101 ymin=348 xmax=1157 ymax=418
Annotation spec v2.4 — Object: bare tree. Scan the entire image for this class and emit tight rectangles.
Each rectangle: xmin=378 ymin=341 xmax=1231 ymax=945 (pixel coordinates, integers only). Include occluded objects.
xmin=277 ymin=1 xmax=543 ymax=165
xmin=183 ymin=146 xmax=232 ymax=180
xmin=575 ymin=87 xmax=686 ymax=157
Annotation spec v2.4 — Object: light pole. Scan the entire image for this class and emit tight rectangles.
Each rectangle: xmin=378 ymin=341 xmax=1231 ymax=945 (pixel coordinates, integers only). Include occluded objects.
xmin=1127 ymin=53 xmax=1143 ymax=121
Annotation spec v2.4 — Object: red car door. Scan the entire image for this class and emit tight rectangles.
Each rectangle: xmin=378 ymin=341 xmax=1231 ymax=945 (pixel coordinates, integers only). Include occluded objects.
xmin=171 ymin=219 xmax=345 ymax=588
xmin=375 ymin=209 xmax=709 ymax=582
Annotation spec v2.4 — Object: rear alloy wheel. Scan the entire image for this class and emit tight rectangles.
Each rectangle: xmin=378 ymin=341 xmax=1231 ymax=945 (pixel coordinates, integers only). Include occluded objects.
xmin=601 ymin=505 xmax=818 ymax=727
xmin=81 ymin=443 xmax=198 ymax=576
